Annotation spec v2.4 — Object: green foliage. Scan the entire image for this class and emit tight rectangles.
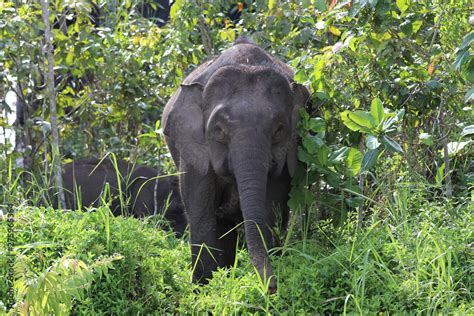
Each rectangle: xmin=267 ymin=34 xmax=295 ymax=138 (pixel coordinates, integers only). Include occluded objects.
xmin=10 ymin=254 xmax=120 ymax=315
xmin=0 ymin=207 xmax=191 ymax=314
xmin=0 ymin=0 xmax=473 ymax=313
xmin=1 ymin=195 xmax=472 ymax=314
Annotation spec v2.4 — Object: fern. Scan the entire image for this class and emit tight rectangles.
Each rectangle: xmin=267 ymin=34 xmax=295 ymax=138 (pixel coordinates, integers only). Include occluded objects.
xmin=8 ymin=253 xmax=122 ymax=315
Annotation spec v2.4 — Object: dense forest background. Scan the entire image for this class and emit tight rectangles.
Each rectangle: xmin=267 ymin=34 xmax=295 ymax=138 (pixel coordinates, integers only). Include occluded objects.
xmin=0 ymin=0 xmax=472 ymax=314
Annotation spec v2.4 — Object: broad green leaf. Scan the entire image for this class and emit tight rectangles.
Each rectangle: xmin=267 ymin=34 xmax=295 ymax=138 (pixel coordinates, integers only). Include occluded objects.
xmin=303 ymin=135 xmax=324 ymax=154
xmin=366 ymin=135 xmax=380 ymax=150
xmin=294 ymin=70 xmax=308 ymax=85
xmin=341 ymin=111 xmax=375 ymax=133
xmin=461 ymin=125 xmax=474 ymax=137
xmin=324 ymin=171 xmax=341 ymax=189
xmin=381 ymin=135 xmax=403 ymax=154
xmin=298 ymin=108 xmax=310 ymax=122
xmin=297 ymin=147 xmax=313 ymax=164
xmin=368 ymin=0 xmax=379 ymax=8
xmin=329 ymin=146 xmax=350 ymax=165
xmin=453 ymin=50 xmax=469 ymax=71
xmin=314 ymin=0 xmax=326 ymax=11
xmin=288 ymin=185 xmax=314 ymax=210
xmin=383 ymin=108 xmax=405 ymax=131
xmin=412 ymin=20 xmax=423 ymax=33
xmin=446 ymin=141 xmax=472 ymax=157
xmin=361 ymin=148 xmax=379 ymax=171
xmin=370 ymin=98 xmax=384 ymax=125
xmin=345 ymin=148 xmax=363 ymax=176
xmin=349 ymin=0 xmax=367 ymax=17
xmin=419 ymin=133 xmax=433 ymax=146
xmin=459 ymin=32 xmax=474 ymax=50
xmin=396 ymin=0 xmax=410 ymax=13
xmin=170 ymin=0 xmax=182 ymax=20
xmin=435 ymin=162 xmax=444 ymax=187
xmin=65 ymin=49 xmax=74 ymax=66
xmin=308 ymin=117 xmax=326 ymax=133
xmin=395 ymin=109 xmax=405 ymax=122
xmin=464 ymin=86 xmax=474 ymax=103
xmin=316 ymin=145 xmax=329 ymax=166
xmin=400 ymin=20 xmax=412 ymax=35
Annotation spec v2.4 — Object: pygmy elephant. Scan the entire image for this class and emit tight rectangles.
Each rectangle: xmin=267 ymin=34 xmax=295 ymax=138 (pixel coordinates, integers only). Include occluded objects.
xmin=61 ymin=158 xmax=187 ymax=237
xmin=162 ymin=37 xmax=310 ymax=293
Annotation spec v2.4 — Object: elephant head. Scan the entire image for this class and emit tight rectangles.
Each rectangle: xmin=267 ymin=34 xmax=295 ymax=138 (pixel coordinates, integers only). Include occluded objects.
xmin=163 ymin=37 xmax=309 ymax=292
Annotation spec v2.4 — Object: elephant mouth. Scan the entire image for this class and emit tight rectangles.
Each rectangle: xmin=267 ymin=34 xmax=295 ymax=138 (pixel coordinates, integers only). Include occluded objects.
xmin=268 ymin=159 xmax=279 ymax=175
xmin=218 ymin=174 xmax=235 ymax=184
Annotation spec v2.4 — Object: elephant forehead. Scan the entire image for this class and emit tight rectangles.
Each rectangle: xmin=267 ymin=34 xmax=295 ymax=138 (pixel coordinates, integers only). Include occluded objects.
xmin=203 ymin=65 xmax=292 ymax=104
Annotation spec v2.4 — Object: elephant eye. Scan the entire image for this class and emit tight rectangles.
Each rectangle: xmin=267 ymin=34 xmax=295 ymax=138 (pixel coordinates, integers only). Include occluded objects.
xmin=214 ymin=126 xmax=227 ymax=143
xmin=272 ymin=124 xmax=285 ymax=144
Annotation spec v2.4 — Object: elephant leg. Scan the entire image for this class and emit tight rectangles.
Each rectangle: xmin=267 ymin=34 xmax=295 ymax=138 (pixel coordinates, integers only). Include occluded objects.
xmin=180 ymin=166 xmax=218 ymax=284
xmin=216 ymin=218 xmax=238 ymax=268
xmin=266 ymin=172 xmax=291 ymax=250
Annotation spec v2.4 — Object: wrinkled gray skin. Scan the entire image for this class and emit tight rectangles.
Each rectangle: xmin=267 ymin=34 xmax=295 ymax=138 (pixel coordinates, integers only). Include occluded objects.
xmin=61 ymin=158 xmax=187 ymax=237
xmin=162 ymin=37 xmax=309 ymax=293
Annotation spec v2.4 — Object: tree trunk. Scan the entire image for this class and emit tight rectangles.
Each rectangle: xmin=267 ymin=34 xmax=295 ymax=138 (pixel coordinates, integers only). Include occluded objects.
xmin=41 ymin=0 xmax=65 ymax=208
xmin=13 ymin=83 xmax=33 ymax=179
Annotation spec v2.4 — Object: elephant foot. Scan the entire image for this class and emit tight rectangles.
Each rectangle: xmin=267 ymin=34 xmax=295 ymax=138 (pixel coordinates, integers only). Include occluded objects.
xmin=268 ymin=276 xmax=277 ymax=294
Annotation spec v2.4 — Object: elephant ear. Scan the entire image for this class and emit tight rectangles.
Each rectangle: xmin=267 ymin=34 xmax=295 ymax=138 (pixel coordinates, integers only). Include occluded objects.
xmin=163 ymin=83 xmax=209 ymax=175
xmin=286 ymin=83 xmax=310 ymax=177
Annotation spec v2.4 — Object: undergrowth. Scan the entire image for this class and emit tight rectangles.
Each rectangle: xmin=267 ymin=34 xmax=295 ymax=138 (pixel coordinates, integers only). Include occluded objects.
xmin=1 ymin=190 xmax=472 ymax=314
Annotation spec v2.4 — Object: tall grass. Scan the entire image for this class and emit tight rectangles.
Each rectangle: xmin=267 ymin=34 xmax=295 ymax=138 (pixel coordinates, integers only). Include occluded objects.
xmin=0 ymin=195 xmax=472 ymax=314
xmin=0 ymin=154 xmax=472 ymax=314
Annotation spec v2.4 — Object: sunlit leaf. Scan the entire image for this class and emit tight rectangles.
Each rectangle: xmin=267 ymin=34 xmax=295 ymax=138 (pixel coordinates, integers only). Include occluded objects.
xmin=446 ymin=141 xmax=472 ymax=157
xmin=341 ymin=111 xmax=375 ymax=133
xmin=316 ymin=145 xmax=329 ymax=166
xmin=329 ymin=146 xmax=350 ymax=165
xmin=464 ymin=86 xmax=474 ymax=103
xmin=435 ymin=162 xmax=444 ymax=186
xmin=366 ymin=135 xmax=380 ymax=150
xmin=345 ymin=148 xmax=363 ymax=176
xmin=419 ymin=133 xmax=433 ymax=146
xmin=329 ymin=26 xmax=341 ymax=37
xmin=268 ymin=0 xmax=277 ymax=10
xmin=459 ymin=32 xmax=474 ymax=50
xmin=381 ymin=135 xmax=403 ymax=154
xmin=170 ymin=0 xmax=182 ymax=20
xmin=370 ymin=98 xmax=384 ymax=126
xmin=396 ymin=0 xmax=410 ymax=13
xmin=461 ymin=125 xmax=474 ymax=137
xmin=453 ymin=50 xmax=469 ymax=71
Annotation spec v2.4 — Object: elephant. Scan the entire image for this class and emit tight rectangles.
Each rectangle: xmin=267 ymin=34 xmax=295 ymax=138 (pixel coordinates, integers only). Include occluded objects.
xmin=60 ymin=158 xmax=187 ymax=237
xmin=162 ymin=36 xmax=310 ymax=293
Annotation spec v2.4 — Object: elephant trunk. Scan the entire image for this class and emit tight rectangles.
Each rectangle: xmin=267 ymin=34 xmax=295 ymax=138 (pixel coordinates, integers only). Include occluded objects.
xmin=230 ymin=132 xmax=276 ymax=293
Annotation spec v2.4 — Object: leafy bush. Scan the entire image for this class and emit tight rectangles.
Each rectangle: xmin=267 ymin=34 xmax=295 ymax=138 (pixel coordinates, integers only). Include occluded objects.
xmin=0 ymin=207 xmax=191 ymax=314
xmin=1 ymin=194 xmax=472 ymax=314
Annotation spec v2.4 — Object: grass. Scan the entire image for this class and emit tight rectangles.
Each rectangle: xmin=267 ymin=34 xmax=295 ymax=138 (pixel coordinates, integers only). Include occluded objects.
xmin=0 ymin=184 xmax=472 ymax=314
